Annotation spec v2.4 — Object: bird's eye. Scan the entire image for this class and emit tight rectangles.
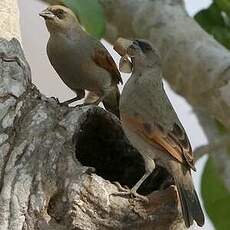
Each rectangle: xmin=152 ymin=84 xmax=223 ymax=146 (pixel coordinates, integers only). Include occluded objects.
xmin=129 ymin=44 xmax=136 ymax=50
xmin=55 ymin=9 xmax=65 ymax=19
xmin=136 ymin=40 xmax=151 ymax=51
xmin=132 ymin=41 xmax=139 ymax=47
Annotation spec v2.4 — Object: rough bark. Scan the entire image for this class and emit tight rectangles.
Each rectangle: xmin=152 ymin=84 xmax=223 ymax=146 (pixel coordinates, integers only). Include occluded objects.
xmin=0 ymin=38 xmax=185 ymax=229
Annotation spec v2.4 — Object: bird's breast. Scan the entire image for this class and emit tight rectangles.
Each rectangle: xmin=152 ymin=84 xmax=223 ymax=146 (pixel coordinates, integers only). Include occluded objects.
xmin=47 ymin=37 xmax=92 ymax=89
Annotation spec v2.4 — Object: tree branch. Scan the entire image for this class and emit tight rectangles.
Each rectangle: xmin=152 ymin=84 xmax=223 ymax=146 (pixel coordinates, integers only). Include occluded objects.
xmin=194 ymin=134 xmax=230 ymax=160
xmin=194 ymin=110 xmax=230 ymax=191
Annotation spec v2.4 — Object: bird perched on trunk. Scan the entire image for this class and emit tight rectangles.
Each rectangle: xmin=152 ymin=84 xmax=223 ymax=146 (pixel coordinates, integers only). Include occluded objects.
xmin=39 ymin=5 xmax=122 ymax=117
xmin=114 ymin=38 xmax=205 ymax=228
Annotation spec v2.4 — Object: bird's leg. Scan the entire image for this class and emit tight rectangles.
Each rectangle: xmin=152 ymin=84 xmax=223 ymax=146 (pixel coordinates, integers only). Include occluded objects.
xmin=84 ymin=92 xmax=105 ymax=105
xmin=112 ymin=182 xmax=129 ymax=190
xmin=86 ymin=97 xmax=103 ymax=105
xmin=61 ymin=96 xmax=79 ymax=105
xmin=60 ymin=89 xmax=85 ymax=106
xmin=84 ymin=166 xmax=96 ymax=175
xmin=111 ymin=156 xmax=155 ymax=202
xmin=84 ymin=91 xmax=101 ymax=105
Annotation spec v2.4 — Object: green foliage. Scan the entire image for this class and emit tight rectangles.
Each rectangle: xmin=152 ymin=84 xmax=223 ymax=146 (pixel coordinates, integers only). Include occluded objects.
xmin=62 ymin=0 xmax=105 ymax=38
xmin=195 ymin=2 xmax=230 ymax=229
xmin=216 ymin=0 xmax=230 ymax=16
xmin=195 ymin=2 xmax=230 ymax=49
xmin=201 ymin=158 xmax=230 ymax=230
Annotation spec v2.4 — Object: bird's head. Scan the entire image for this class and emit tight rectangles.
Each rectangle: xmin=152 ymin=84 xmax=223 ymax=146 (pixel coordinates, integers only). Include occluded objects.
xmin=127 ymin=40 xmax=160 ymax=67
xmin=39 ymin=5 xmax=80 ymax=33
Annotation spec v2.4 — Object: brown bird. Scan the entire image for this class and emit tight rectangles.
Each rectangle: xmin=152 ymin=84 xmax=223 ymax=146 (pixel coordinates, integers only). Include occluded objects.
xmin=115 ymin=39 xmax=205 ymax=228
xmin=39 ymin=5 xmax=122 ymax=117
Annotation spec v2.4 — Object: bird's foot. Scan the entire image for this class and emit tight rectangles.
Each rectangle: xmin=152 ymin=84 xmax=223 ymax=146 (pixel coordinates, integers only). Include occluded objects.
xmin=84 ymin=166 xmax=96 ymax=175
xmin=83 ymin=101 xmax=100 ymax=107
xmin=113 ymin=181 xmax=129 ymax=190
xmin=84 ymin=96 xmax=102 ymax=106
xmin=74 ymin=103 xmax=85 ymax=108
xmin=51 ymin=97 xmax=84 ymax=107
xmin=51 ymin=97 xmax=61 ymax=104
xmin=58 ymin=96 xmax=84 ymax=107
xmin=110 ymin=182 xmax=148 ymax=202
xmin=60 ymin=101 xmax=71 ymax=107
xmin=111 ymin=190 xmax=149 ymax=202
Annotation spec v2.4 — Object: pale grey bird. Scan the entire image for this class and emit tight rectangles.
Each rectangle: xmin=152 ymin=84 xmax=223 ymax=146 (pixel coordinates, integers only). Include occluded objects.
xmin=39 ymin=5 xmax=122 ymax=117
xmin=116 ymin=39 xmax=205 ymax=228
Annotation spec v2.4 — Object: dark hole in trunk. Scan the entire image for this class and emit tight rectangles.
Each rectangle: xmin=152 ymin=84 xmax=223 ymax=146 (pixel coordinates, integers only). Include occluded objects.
xmin=74 ymin=107 xmax=173 ymax=195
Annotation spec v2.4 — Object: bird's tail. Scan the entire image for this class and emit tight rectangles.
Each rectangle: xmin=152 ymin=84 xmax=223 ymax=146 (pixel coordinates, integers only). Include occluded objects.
xmin=170 ymin=162 xmax=205 ymax=228
xmin=103 ymin=85 xmax=120 ymax=118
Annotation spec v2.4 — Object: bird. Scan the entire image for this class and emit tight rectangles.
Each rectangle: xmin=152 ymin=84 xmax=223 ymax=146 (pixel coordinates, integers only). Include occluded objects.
xmin=116 ymin=38 xmax=205 ymax=228
xmin=39 ymin=5 xmax=122 ymax=117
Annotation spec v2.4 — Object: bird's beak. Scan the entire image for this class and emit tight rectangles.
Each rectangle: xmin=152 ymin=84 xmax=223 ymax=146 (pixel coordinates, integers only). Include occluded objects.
xmin=113 ymin=38 xmax=133 ymax=74
xmin=39 ymin=9 xmax=55 ymax=20
xmin=126 ymin=44 xmax=136 ymax=58
xmin=119 ymin=55 xmax=133 ymax=73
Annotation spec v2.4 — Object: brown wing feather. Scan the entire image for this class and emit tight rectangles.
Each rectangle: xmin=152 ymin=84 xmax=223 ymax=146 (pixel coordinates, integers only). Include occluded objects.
xmin=122 ymin=114 xmax=196 ymax=171
xmin=93 ymin=48 xmax=123 ymax=85
xmin=168 ymin=123 xmax=195 ymax=170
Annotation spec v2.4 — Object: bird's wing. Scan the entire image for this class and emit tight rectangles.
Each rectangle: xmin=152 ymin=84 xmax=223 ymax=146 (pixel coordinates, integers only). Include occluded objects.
xmin=93 ymin=47 xmax=123 ymax=85
xmin=122 ymin=114 xmax=196 ymax=171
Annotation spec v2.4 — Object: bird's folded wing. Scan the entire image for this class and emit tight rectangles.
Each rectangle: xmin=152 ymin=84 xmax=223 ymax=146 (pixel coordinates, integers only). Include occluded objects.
xmin=93 ymin=47 xmax=123 ymax=84
xmin=123 ymin=114 xmax=196 ymax=171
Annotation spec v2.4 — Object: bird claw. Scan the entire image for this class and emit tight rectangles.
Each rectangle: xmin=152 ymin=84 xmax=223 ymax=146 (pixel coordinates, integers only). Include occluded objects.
xmin=110 ymin=182 xmax=149 ymax=202
xmin=60 ymin=101 xmax=70 ymax=107
xmin=74 ymin=103 xmax=85 ymax=108
xmin=50 ymin=97 xmax=86 ymax=108
xmin=112 ymin=181 xmax=129 ymax=190
xmin=83 ymin=101 xmax=100 ymax=106
xmin=84 ymin=166 xmax=96 ymax=174
xmin=51 ymin=97 xmax=61 ymax=104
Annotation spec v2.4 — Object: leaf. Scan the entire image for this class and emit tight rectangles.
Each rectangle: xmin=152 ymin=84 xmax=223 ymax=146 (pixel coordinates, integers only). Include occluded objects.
xmin=195 ymin=2 xmax=230 ymax=49
xmin=201 ymin=157 xmax=230 ymax=230
xmin=212 ymin=26 xmax=230 ymax=49
xmin=62 ymin=0 xmax=105 ymax=38
xmin=194 ymin=2 xmax=225 ymax=32
xmin=215 ymin=0 xmax=230 ymax=16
